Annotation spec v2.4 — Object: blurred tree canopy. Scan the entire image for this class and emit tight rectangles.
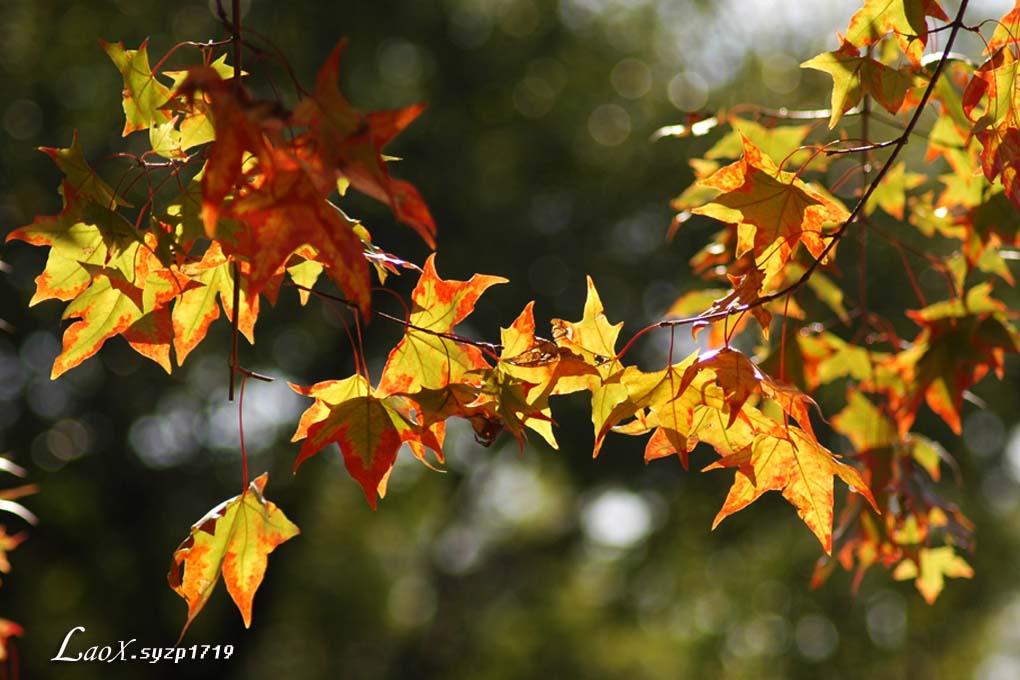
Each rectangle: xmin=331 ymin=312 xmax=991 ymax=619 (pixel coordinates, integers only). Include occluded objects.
xmin=1 ymin=0 xmax=1019 ymax=678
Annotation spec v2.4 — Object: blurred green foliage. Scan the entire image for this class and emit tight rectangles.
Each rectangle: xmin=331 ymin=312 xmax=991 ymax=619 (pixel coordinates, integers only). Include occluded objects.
xmin=1 ymin=0 xmax=1019 ymax=678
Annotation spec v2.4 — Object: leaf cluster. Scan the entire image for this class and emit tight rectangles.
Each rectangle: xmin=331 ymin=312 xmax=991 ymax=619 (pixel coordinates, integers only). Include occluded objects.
xmin=6 ymin=0 xmax=1020 ymax=636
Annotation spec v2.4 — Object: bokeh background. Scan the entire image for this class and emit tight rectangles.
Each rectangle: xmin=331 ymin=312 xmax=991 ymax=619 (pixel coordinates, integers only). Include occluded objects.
xmin=2 ymin=0 xmax=1019 ymax=678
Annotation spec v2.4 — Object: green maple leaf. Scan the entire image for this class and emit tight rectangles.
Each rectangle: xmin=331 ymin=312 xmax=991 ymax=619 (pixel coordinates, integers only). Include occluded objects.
xmin=865 ymin=161 xmax=927 ymax=219
xmin=53 ymin=264 xmax=173 ymax=378
xmin=705 ymin=117 xmax=818 ymax=169
xmin=5 ymin=183 xmax=138 ymax=305
xmin=832 ymin=392 xmax=898 ymax=451
xmin=172 ymin=242 xmax=258 ymax=366
xmin=893 ymin=546 xmax=973 ymax=604
xmin=550 ymin=278 xmax=637 ymax=452
xmin=39 ymin=132 xmax=130 ymax=209
xmin=101 ymin=39 xmax=173 ymax=135
xmin=597 ymin=352 xmax=703 ymax=464
xmin=472 ymin=365 xmax=558 ymax=451
xmin=802 ymin=43 xmax=917 ymax=128
xmin=498 ymin=300 xmax=597 ymax=398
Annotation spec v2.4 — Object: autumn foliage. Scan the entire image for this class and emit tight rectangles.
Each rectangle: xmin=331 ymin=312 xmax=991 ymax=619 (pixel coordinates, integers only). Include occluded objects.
xmin=6 ymin=0 xmax=1020 ymax=642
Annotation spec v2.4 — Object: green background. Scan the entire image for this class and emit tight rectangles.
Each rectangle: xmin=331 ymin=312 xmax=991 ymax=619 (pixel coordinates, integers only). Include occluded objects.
xmin=1 ymin=0 xmax=1018 ymax=678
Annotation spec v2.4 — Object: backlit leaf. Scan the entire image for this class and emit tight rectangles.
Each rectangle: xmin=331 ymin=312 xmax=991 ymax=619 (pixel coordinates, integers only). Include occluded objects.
xmin=291 ymin=375 xmax=425 ymax=507
xmin=378 ymin=255 xmax=506 ymax=395
xmin=802 ymin=42 xmax=917 ymax=128
xmin=706 ymin=426 xmax=879 ymax=553
xmin=293 ymin=40 xmax=436 ymax=246
xmin=101 ymin=39 xmax=173 ymax=135
xmin=843 ymin=0 xmax=948 ymax=64
xmin=692 ymin=135 xmax=849 ymax=284
xmin=168 ymin=473 xmax=299 ymax=638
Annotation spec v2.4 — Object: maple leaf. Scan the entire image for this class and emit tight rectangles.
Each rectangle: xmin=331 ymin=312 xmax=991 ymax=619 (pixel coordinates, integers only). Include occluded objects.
xmin=597 ymin=352 xmax=705 ymax=466
xmin=378 ymin=255 xmax=506 ymax=395
xmin=843 ymin=0 xmax=949 ymax=65
xmin=987 ymin=1 xmax=1020 ymax=52
xmin=220 ymin=149 xmax=373 ymax=311
xmin=974 ymin=126 xmax=1020 ymax=211
xmin=292 ymin=40 xmax=437 ymax=246
xmin=692 ymin=135 xmax=849 ymax=285
xmin=550 ymin=278 xmax=638 ymax=450
xmin=176 ymin=66 xmax=279 ymax=239
xmin=172 ymin=242 xmax=258 ymax=365
xmin=892 ymin=546 xmax=973 ymax=603
xmin=832 ymin=392 xmax=898 ymax=452
xmin=168 ymin=473 xmax=299 ymax=639
xmin=101 ymin=39 xmax=173 ymax=135
xmin=407 ymin=383 xmax=501 ymax=448
xmin=907 ymin=433 xmax=951 ymax=482
xmin=797 ymin=330 xmax=876 ymax=390
xmin=551 ymin=277 xmax=624 ymax=370
xmin=962 ymin=48 xmax=1020 ymax=208
xmin=32 ymin=225 xmax=188 ymax=379
xmin=5 ymin=183 xmax=140 ymax=306
xmin=157 ymin=55 xmax=238 ymax=158
xmin=802 ymin=42 xmax=918 ymax=128
xmin=470 ymin=365 xmax=559 ymax=451
xmin=704 ymin=117 xmax=816 ymax=168
xmin=864 ymin=161 xmax=927 ymax=219
xmin=711 ymin=269 xmax=773 ymax=335
xmin=901 ymin=283 xmax=1019 ymax=433
xmin=39 ymin=132 xmax=130 ymax=210
xmin=498 ymin=301 xmax=597 ymax=398
xmin=680 ymin=347 xmax=820 ymax=436
xmin=291 ymin=375 xmax=426 ymax=507
xmin=706 ymin=426 xmax=878 ymax=553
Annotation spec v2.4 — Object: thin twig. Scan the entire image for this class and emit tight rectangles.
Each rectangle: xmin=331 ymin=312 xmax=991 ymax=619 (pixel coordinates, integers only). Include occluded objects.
xmin=239 ymin=374 xmax=250 ymax=491
xmin=283 ymin=281 xmax=504 ymax=357
xmin=731 ymin=103 xmax=864 ymax=121
xmin=826 ymin=138 xmax=899 ymax=156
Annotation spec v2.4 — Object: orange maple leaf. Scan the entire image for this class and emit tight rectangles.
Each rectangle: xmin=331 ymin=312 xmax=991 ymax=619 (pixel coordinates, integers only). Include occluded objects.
xmin=692 ymin=135 xmax=849 ymax=285
xmin=706 ymin=426 xmax=879 ymax=554
xmin=220 ymin=147 xmax=372 ymax=312
xmin=176 ymin=67 xmax=280 ymax=239
xmin=377 ymin=254 xmax=506 ymax=395
xmin=293 ymin=40 xmax=436 ymax=247
xmin=290 ymin=376 xmax=426 ymax=507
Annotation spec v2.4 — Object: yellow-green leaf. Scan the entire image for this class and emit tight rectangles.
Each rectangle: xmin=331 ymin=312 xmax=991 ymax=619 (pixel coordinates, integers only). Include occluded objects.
xmin=168 ymin=473 xmax=299 ymax=639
